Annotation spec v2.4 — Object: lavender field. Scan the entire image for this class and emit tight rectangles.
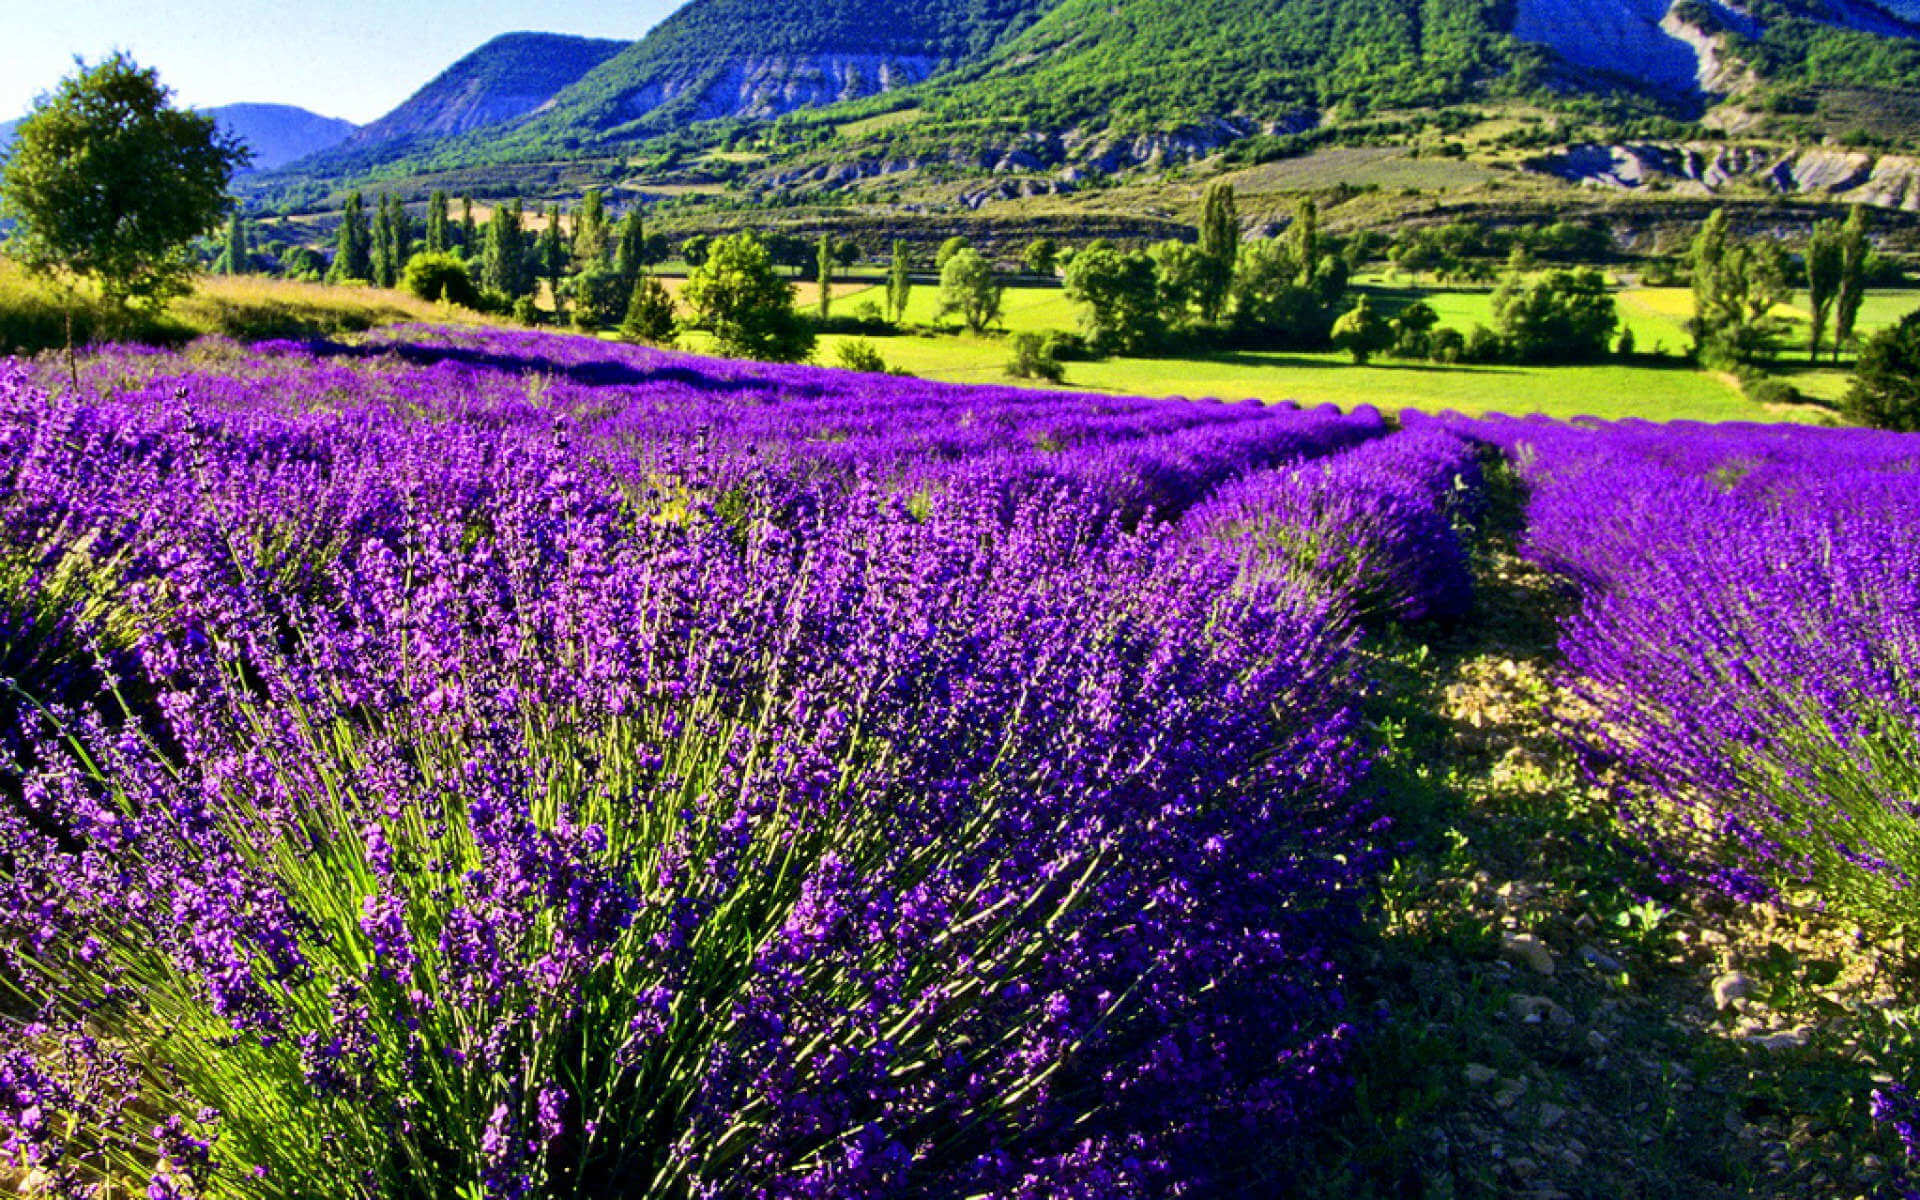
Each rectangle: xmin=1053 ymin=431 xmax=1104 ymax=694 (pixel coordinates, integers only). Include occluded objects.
xmin=1 ymin=327 xmax=1917 ymax=1198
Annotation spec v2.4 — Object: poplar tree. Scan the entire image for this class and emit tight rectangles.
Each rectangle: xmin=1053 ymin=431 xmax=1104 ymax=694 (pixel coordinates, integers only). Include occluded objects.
xmin=220 ymin=211 xmax=249 ymax=275
xmin=460 ymin=196 xmax=478 ymax=257
xmin=425 ymin=190 xmax=451 ymax=255
xmin=370 ymin=194 xmax=399 ymax=288
xmin=537 ymin=204 xmax=567 ymax=310
xmin=482 ymin=201 xmax=530 ymax=297
xmin=330 ymin=191 xmax=371 ymax=282
xmin=613 ymin=211 xmax=646 ymax=286
xmin=1197 ymin=180 xmax=1239 ymax=323
xmin=1806 ymin=218 xmax=1845 ymax=364
xmin=886 ymin=240 xmax=912 ymax=325
xmin=573 ymin=188 xmax=609 ymax=267
xmin=817 ymin=233 xmax=834 ymax=320
xmin=1834 ymin=205 xmax=1872 ymax=362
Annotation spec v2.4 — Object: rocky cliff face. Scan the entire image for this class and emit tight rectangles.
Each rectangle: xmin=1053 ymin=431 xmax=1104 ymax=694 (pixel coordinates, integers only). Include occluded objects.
xmin=616 ymin=54 xmax=940 ymax=123
xmin=1532 ymin=142 xmax=1920 ymax=208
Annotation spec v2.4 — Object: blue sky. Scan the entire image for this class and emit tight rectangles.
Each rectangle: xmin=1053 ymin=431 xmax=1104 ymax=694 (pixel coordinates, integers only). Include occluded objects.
xmin=2 ymin=2 xmax=680 ymax=124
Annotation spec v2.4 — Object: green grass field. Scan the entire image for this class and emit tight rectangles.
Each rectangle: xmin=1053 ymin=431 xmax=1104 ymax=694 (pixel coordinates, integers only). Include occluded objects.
xmin=819 ymin=279 xmax=1831 ymax=422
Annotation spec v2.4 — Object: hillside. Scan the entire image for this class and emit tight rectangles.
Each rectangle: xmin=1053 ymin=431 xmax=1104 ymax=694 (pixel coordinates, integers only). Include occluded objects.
xmin=212 ymin=104 xmax=357 ymax=172
xmin=306 ymin=32 xmax=629 ymax=173
xmin=482 ymin=0 xmax=1042 ymax=149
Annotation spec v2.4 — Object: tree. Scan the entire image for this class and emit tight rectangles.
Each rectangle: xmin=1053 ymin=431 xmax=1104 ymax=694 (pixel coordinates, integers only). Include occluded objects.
xmin=564 ymin=263 xmax=629 ymax=329
xmin=1230 ymin=233 xmax=1348 ymax=347
xmin=370 ymin=194 xmax=408 ymax=289
xmin=459 ymin=196 xmax=477 ymax=256
xmin=1834 ymin=205 xmax=1872 ymax=362
xmin=1330 ymin=299 xmax=1392 ymax=364
xmin=681 ymin=234 xmax=712 ymax=268
xmin=330 ymin=191 xmax=371 ymax=282
xmin=681 ymin=231 xmax=814 ymax=362
xmin=620 ymin=275 xmax=678 ymax=345
xmin=1389 ymin=299 xmax=1440 ymax=358
xmin=1842 ymin=306 xmax=1920 ymax=431
xmin=886 ymin=241 xmax=913 ymax=325
xmin=1149 ymin=240 xmax=1209 ymax=330
xmin=425 ymin=190 xmax=451 ymax=255
xmin=0 ymin=53 xmax=249 ymax=309
xmin=536 ymin=204 xmax=567 ymax=311
xmin=1806 ymin=218 xmax=1845 ymax=363
xmin=1064 ymin=243 xmax=1163 ymax=354
xmin=817 ymin=233 xmax=834 ymax=320
xmin=1690 ymin=208 xmax=1789 ymax=363
xmin=1022 ymin=237 xmax=1060 ymax=278
xmin=1491 ymin=267 xmax=1617 ymax=362
xmin=572 ymin=188 xmax=609 ymax=268
xmin=218 ymin=211 xmax=250 ymax=276
xmin=937 ymin=236 xmax=971 ymax=270
xmin=612 ymin=211 xmax=646 ymax=285
xmin=481 ymin=201 xmax=532 ymax=298
xmin=938 ymin=248 xmax=1003 ymax=334
xmin=1197 ymin=180 xmax=1239 ymax=322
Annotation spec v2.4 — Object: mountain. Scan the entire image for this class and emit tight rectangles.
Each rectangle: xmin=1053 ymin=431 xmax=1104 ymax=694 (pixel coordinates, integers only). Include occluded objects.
xmin=212 ymin=104 xmax=357 ymax=172
xmin=488 ymin=0 xmax=1037 ymax=143
xmin=325 ymin=32 xmax=629 ymax=168
xmin=0 ymin=105 xmax=351 ymax=170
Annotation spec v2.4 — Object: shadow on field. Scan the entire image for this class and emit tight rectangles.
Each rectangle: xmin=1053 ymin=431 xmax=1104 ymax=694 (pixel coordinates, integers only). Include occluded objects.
xmin=297 ymin=339 xmax=786 ymax=397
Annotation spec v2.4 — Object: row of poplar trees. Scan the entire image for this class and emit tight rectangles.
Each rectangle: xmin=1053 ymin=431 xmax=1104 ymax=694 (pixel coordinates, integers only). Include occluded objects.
xmin=326 ymin=188 xmax=662 ymax=318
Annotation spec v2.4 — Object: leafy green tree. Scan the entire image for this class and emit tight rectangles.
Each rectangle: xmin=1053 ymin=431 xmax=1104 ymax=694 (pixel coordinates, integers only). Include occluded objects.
xmin=612 ymin=211 xmax=647 ymax=285
xmin=1006 ymin=331 xmax=1066 ymax=382
xmin=330 ymin=192 xmax=371 ymax=283
xmin=425 ymin=190 xmax=451 ymax=255
xmin=218 ymin=211 xmax=250 ymax=276
xmin=835 ymin=339 xmax=888 ymax=373
xmin=481 ymin=201 xmax=532 ymax=298
xmin=1492 ymin=267 xmax=1618 ymax=362
xmin=572 ymin=188 xmax=609 ymax=268
xmin=1690 ymin=209 xmax=1790 ymax=364
xmin=1331 ymin=299 xmax=1392 ymax=364
xmin=1197 ymin=180 xmax=1239 ymax=323
xmin=1834 ymin=205 xmax=1872 ymax=362
xmin=681 ymin=231 xmax=814 ymax=362
xmin=937 ymin=247 xmax=1003 ymax=334
xmin=536 ymin=204 xmax=568 ymax=310
xmin=401 ymin=251 xmax=480 ymax=308
xmin=682 ymin=233 xmax=712 ymax=268
xmin=817 ymin=233 xmax=834 ymax=320
xmin=280 ymin=245 xmax=324 ymax=281
xmin=0 ymin=53 xmax=248 ymax=308
xmin=1149 ymin=240 xmax=1209 ymax=330
xmin=1806 ymin=218 xmax=1846 ymax=364
xmin=564 ymin=262 xmax=629 ymax=329
xmin=1063 ymin=242 xmax=1162 ymax=354
xmin=1390 ymin=299 xmax=1440 ymax=358
xmin=937 ymin=236 xmax=971 ymax=270
xmin=459 ymin=196 xmax=477 ymax=256
xmin=1022 ymin=237 xmax=1060 ymax=278
xmin=1843 ymin=306 xmax=1920 ymax=431
xmin=1230 ymin=233 xmax=1348 ymax=347
xmin=886 ymin=241 xmax=913 ymax=324
xmin=371 ymin=194 xmax=406 ymax=289
xmin=620 ymin=275 xmax=678 ymax=345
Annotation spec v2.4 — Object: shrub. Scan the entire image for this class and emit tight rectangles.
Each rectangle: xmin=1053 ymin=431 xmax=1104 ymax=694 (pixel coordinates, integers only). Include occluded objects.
xmin=1006 ymin=331 xmax=1066 ymax=382
xmin=1843 ymin=308 xmax=1920 ymax=432
xmin=400 ymin=251 xmax=481 ymax=308
xmin=620 ymin=276 xmax=678 ymax=345
xmin=834 ymin=337 xmax=888 ymax=373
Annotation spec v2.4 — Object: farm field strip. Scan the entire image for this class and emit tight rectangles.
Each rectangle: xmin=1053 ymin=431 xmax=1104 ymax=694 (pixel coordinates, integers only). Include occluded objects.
xmin=0 ymin=326 xmax=1916 ymax=1197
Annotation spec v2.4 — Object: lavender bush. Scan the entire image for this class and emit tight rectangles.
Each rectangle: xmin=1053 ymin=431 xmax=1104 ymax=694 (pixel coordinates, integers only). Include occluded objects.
xmin=0 ymin=334 xmax=1384 ymax=1198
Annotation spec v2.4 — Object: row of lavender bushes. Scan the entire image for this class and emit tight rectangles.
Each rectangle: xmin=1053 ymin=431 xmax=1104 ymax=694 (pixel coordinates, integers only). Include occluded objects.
xmin=1456 ymin=413 xmax=1920 ymax=1180
xmin=0 ymin=330 xmax=1483 ymax=1199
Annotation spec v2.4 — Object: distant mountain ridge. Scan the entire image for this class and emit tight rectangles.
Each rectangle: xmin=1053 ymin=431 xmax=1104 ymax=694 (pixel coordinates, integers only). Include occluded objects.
xmin=0 ymin=104 xmax=354 ymax=172
xmin=302 ymin=32 xmax=628 ymax=174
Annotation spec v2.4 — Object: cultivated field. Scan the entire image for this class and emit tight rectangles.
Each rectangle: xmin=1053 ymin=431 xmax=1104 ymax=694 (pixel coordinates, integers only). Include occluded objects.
xmin=2 ymin=324 xmax=1917 ymax=1197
